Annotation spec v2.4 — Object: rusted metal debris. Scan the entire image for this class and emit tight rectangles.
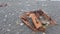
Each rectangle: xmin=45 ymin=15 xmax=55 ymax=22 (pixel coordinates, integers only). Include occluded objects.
xmin=0 ymin=3 xmax=7 ymax=7
xmin=20 ymin=9 xmax=56 ymax=34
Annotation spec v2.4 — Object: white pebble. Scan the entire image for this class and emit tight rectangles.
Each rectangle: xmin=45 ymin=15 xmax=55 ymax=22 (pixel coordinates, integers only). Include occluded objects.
xmin=7 ymin=29 xmax=10 ymax=31
xmin=9 ymin=24 xmax=11 ymax=26
xmin=20 ymin=23 xmax=24 ymax=26
xmin=5 ymin=15 xmax=7 ymax=18
xmin=43 ymin=32 xmax=46 ymax=34
xmin=40 ymin=16 xmax=43 ymax=19
xmin=46 ymin=21 xmax=50 ymax=24
xmin=12 ymin=13 xmax=14 ymax=15
xmin=9 ymin=13 xmax=11 ymax=15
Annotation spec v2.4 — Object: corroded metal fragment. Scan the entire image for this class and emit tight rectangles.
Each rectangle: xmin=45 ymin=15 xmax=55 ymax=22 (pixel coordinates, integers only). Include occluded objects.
xmin=20 ymin=9 xmax=56 ymax=33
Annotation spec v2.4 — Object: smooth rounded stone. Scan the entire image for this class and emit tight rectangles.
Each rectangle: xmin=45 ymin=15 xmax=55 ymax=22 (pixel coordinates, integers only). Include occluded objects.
xmin=43 ymin=32 xmax=46 ymax=34
xmin=46 ymin=21 xmax=50 ymax=25
xmin=8 ymin=24 xmax=11 ymax=26
xmin=7 ymin=29 xmax=11 ymax=31
xmin=5 ymin=15 xmax=7 ymax=18
xmin=20 ymin=23 xmax=24 ymax=26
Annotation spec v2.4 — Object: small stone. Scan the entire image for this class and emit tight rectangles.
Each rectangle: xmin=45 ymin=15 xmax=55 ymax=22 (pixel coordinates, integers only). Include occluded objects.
xmin=40 ymin=16 xmax=43 ymax=19
xmin=3 ymin=19 xmax=6 ymax=21
xmin=21 ymin=9 xmax=24 ymax=11
xmin=9 ymin=13 xmax=11 ymax=15
xmin=16 ymin=21 xmax=19 ymax=25
xmin=7 ymin=29 xmax=10 ymax=31
xmin=20 ymin=23 xmax=24 ymax=26
xmin=46 ymin=21 xmax=50 ymax=24
xmin=27 ymin=4 xmax=30 ymax=6
xmin=43 ymin=32 xmax=46 ymax=34
xmin=5 ymin=15 xmax=7 ymax=18
xmin=9 ymin=24 xmax=11 ymax=26
xmin=12 ymin=13 xmax=14 ymax=15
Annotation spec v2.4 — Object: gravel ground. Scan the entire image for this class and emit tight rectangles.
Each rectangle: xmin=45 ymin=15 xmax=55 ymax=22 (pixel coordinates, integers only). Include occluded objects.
xmin=0 ymin=0 xmax=60 ymax=34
